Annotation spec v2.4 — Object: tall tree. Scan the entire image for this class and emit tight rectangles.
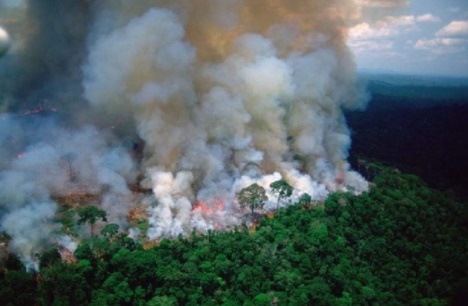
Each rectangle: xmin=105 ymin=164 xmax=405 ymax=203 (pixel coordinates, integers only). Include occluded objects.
xmin=101 ymin=223 xmax=120 ymax=240
xmin=270 ymin=180 xmax=293 ymax=210
xmin=77 ymin=206 xmax=107 ymax=236
xmin=238 ymin=183 xmax=268 ymax=214
xmin=299 ymin=193 xmax=312 ymax=209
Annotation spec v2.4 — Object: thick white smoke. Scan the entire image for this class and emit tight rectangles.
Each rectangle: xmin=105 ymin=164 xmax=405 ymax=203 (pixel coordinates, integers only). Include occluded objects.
xmin=0 ymin=117 xmax=137 ymax=266
xmin=0 ymin=0 xmax=393 ymax=266
xmin=83 ymin=2 xmax=369 ymax=239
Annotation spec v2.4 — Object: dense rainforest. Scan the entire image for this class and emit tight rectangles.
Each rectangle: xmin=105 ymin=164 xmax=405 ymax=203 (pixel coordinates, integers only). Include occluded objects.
xmin=1 ymin=77 xmax=468 ymax=305
xmin=347 ymin=75 xmax=468 ymax=198
xmin=1 ymin=164 xmax=467 ymax=305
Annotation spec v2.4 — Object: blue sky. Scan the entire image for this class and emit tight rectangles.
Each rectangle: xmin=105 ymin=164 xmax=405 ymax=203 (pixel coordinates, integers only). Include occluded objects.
xmin=350 ymin=0 xmax=468 ymax=76
xmin=1 ymin=0 xmax=467 ymax=77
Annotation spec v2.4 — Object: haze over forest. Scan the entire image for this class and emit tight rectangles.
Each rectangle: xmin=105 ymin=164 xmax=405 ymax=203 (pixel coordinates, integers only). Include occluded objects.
xmin=0 ymin=1 xmax=467 ymax=305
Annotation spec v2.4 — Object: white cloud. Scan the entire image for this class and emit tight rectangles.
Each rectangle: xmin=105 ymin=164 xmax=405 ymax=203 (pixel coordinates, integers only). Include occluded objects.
xmin=355 ymin=0 xmax=408 ymax=8
xmin=416 ymin=14 xmax=440 ymax=23
xmin=415 ymin=38 xmax=466 ymax=49
xmin=348 ymin=15 xmax=419 ymax=61
xmin=349 ymin=15 xmax=418 ymax=40
xmin=349 ymin=40 xmax=394 ymax=53
xmin=349 ymin=22 xmax=393 ymax=40
xmin=349 ymin=3 xmax=468 ymax=75
xmin=348 ymin=18 xmax=400 ymax=56
xmin=414 ymin=38 xmax=468 ymax=54
xmin=348 ymin=11 xmax=458 ymax=69
xmin=436 ymin=20 xmax=468 ymax=37
xmin=383 ymin=15 xmax=416 ymax=27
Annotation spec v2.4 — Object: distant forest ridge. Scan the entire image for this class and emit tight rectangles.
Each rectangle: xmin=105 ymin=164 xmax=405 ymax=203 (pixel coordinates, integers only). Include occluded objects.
xmin=347 ymin=73 xmax=468 ymax=198
xmin=358 ymin=72 xmax=468 ymax=108
xmin=358 ymin=71 xmax=468 ymax=86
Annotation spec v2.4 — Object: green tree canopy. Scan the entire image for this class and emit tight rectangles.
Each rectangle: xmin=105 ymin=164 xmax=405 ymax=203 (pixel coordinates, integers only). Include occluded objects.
xmin=101 ymin=223 xmax=120 ymax=239
xmin=270 ymin=179 xmax=293 ymax=210
xmin=77 ymin=206 xmax=107 ymax=236
xmin=299 ymin=193 xmax=312 ymax=208
xmin=238 ymin=183 xmax=268 ymax=214
xmin=2 ymin=165 xmax=467 ymax=305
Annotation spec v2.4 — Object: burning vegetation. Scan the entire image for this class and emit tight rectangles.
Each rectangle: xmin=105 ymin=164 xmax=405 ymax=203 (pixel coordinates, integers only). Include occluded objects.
xmin=0 ymin=0 xmax=375 ymax=267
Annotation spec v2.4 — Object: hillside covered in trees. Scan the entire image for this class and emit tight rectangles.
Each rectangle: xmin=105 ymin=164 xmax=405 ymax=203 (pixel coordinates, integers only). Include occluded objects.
xmin=1 ymin=75 xmax=467 ymax=305
xmin=1 ymin=164 xmax=467 ymax=305
xmin=347 ymin=74 xmax=468 ymax=198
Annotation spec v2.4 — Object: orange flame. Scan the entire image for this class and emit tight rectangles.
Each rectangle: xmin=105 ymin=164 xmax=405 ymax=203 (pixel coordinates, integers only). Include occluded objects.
xmin=192 ymin=199 xmax=225 ymax=215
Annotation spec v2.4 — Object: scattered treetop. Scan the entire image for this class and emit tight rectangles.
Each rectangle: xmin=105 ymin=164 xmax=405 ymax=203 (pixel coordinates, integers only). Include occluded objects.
xmin=270 ymin=179 xmax=293 ymax=209
xmin=1 ymin=166 xmax=467 ymax=305
xmin=237 ymin=183 xmax=268 ymax=213
xmin=77 ymin=206 xmax=107 ymax=236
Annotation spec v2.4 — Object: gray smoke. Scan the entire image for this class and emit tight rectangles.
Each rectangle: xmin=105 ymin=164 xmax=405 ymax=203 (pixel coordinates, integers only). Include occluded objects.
xmin=0 ymin=115 xmax=137 ymax=266
xmin=0 ymin=0 xmax=392 ymax=266
xmin=83 ymin=1 xmax=370 ymax=240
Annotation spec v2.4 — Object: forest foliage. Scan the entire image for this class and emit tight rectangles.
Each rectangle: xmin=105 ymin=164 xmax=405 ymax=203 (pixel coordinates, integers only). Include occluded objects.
xmin=1 ymin=165 xmax=467 ymax=305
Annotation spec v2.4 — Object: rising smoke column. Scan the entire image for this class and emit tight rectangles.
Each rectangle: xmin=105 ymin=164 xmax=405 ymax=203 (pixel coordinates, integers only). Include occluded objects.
xmin=0 ymin=0 xmax=384 ymax=264
xmin=83 ymin=1 xmax=369 ymax=239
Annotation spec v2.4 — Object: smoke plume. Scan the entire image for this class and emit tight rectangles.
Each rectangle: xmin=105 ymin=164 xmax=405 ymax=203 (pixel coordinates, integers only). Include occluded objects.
xmin=0 ymin=0 xmax=377 ymax=266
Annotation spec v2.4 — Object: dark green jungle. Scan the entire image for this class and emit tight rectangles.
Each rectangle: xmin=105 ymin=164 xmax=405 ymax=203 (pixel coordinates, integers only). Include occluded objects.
xmin=1 ymin=75 xmax=467 ymax=305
